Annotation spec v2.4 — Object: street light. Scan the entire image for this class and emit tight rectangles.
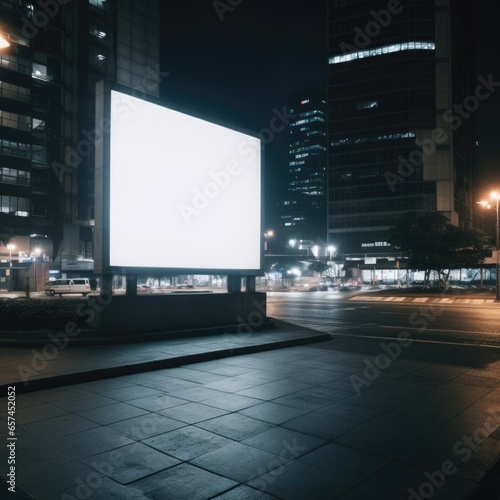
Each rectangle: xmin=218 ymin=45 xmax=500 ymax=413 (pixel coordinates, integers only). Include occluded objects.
xmin=327 ymin=245 xmax=336 ymax=260
xmin=0 ymin=32 xmax=10 ymax=50
xmin=6 ymin=243 xmax=15 ymax=267
xmin=478 ymin=192 xmax=500 ymax=301
xmin=264 ymin=230 xmax=274 ymax=254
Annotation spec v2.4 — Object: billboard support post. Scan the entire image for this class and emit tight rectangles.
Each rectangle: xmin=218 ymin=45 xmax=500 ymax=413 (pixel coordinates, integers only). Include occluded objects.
xmin=126 ymin=274 xmax=137 ymax=296
xmin=227 ymin=275 xmax=241 ymax=293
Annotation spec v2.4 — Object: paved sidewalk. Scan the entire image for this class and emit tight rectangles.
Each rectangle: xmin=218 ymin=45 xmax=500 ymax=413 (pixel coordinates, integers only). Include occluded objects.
xmin=0 ymin=323 xmax=499 ymax=499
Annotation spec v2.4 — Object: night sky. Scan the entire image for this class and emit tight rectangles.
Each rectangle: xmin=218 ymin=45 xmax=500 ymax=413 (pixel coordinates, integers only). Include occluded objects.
xmin=159 ymin=1 xmax=500 ymax=226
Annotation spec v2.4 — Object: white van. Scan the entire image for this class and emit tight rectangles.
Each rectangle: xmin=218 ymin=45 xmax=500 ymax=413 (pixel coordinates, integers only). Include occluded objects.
xmin=45 ymin=278 xmax=91 ymax=297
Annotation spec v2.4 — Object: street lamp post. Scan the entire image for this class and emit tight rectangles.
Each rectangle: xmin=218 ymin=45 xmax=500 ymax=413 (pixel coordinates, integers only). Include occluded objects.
xmin=6 ymin=243 xmax=14 ymax=292
xmin=33 ymin=248 xmax=41 ymax=293
xmin=478 ymin=193 xmax=500 ymax=301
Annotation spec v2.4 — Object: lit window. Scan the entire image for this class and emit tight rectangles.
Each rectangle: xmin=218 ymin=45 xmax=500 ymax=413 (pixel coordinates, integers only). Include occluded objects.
xmin=329 ymin=41 xmax=436 ymax=65
xmin=89 ymin=0 xmax=106 ymax=8
xmin=32 ymin=62 xmax=49 ymax=81
xmin=357 ymin=100 xmax=379 ymax=110
xmin=331 ymin=131 xmax=416 ymax=147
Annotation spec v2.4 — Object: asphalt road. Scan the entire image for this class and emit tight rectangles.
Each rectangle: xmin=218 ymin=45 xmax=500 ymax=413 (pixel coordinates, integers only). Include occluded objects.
xmin=267 ymin=291 xmax=500 ymax=348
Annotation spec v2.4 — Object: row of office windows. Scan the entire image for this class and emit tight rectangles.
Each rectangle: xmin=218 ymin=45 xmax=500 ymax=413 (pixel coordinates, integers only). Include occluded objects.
xmin=0 ymin=53 xmax=50 ymax=82
xmin=331 ymin=131 xmax=416 ymax=148
xmin=0 ymin=81 xmax=30 ymax=102
xmin=0 ymin=195 xmax=29 ymax=217
xmin=329 ymin=42 xmax=436 ymax=65
xmin=329 ymin=196 xmax=437 ymax=215
xmin=0 ymin=167 xmax=30 ymax=186
xmin=0 ymin=139 xmax=31 ymax=159
xmin=0 ymin=110 xmax=31 ymax=131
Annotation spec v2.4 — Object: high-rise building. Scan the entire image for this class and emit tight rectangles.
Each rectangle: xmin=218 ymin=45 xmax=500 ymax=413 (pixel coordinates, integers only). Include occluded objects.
xmin=0 ymin=0 xmax=159 ymax=271
xmin=327 ymin=0 xmax=475 ymax=257
xmin=279 ymin=90 xmax=327 ymax=245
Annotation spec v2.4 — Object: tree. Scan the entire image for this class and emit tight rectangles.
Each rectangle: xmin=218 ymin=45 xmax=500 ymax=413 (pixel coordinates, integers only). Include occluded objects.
xmin=0 ymin=225 xmax=13 ymax=247
xmin=389 ymin=213 xmax=491 ymax=287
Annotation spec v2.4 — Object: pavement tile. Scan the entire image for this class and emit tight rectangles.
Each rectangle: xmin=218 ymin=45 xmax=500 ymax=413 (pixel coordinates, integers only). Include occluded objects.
xmin=76 ymin=402 xmax=149 ymax=425
xmin=83 ymin=442 xmax=180 ymax=484
xmin=97 ymin=386 xmax=165 ymax=401
xmin=167 ymin=386 xmax=229 ymax=402
xmin=202 ymin=377 xmax=266 ymax=393
xmin=271 ymin=391 xmax=333 ymax=410
xmin=125 ymin=394 xmax=189 ymax=412
xmin=17 ymin=458 xmax=107 ymax=499
xmin=282 ymin=412 xmax=361 ymax=440
xmin=61 ymin=476 xmax=150 ymax=499
xmin=20 ymin=412 xmax=100 ymax=439
xmin=242 ymin=427 xmax=325 ymax=458
xmin=297 ymin=443 xmax=390 ymax=484
xmin=334 ymin=412 xmax=440 ymax=459
xmin=455 ymin=437 xmax=500 ymax=482
xmin=340 ymin=461 xmax=435 ymax=499
xmin=158 ymin=402 xmax=229 ymax=424
xmin=202 ymin=393 xmax=263 ymax=412
xmin=191 ymin=441 xmax=281 ymax=482
xmin=50 ymin=394 xmax=118 ymax=412
xmin=195 ymin=413 xmax=275 ymax=441
xmin=144 ymin=425 xmax=234 ymax=460
xmin=211 ymin=484 xmax=277 ymax=499
xmin=50 ymin=426 xmax=135 ymax=459
xmin=239 ymin=401 xmax=311 ymax=424
xmin=7 ymin=402 xmax=68 ymax=425
xmin=247 ymin=459 xmax=355 ymax=499
xmin=236 ymin=380 xmax=312 ymax=400
xmin=132 ymin=463 xmax=237 ymax=500
xmin=107 ymin=413 xmax=187 ymax=440
xmin=73 ymin=378 xmax=137 ymax=393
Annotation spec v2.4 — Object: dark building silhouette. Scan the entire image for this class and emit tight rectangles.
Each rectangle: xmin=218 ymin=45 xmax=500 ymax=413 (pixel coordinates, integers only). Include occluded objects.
xmin=327 ymin=0 xmax=475 ymax=257
xmin=278 ymin=90 xmax=327 ymax=245
xmin=0 ymin=0 xmax=159 ymax=269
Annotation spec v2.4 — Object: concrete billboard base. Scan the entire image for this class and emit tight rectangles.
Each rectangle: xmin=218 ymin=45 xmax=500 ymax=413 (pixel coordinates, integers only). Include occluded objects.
xmin=88 ymin=292 xmax=267 ymax=335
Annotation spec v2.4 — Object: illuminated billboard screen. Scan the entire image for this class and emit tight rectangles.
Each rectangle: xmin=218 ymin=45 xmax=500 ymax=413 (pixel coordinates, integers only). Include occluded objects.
xmin=107 ymin=89 xmax=262 ymax=272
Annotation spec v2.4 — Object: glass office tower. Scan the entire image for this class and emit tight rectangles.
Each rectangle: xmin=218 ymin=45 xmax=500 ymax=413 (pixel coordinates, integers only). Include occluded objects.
xmin=0 ymin=0 xmax=160 ymax=267
xmin=328 ymin=0 xmax=475 ymax=257
xmin=280 ymin=90 xmax=327 ymax=243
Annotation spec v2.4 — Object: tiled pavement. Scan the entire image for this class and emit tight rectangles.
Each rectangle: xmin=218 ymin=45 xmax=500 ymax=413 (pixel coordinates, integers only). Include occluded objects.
xmin=1 ymin=330 xmax=500 ymax=499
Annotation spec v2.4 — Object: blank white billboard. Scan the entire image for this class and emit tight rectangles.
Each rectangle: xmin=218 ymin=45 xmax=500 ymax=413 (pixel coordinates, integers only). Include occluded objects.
xmin=108 ymin=90 xmax=262 ymax=271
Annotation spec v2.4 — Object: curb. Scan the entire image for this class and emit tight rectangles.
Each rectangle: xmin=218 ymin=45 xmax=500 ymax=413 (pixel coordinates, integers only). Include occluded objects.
xmin=1 ymin=331 xmax=332 ymax=395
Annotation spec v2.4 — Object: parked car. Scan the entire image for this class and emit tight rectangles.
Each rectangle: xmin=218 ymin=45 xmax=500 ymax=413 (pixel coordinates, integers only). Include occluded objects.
xmin=45 ymin=278 xmax=91 ymax=297
xmin=137 ymin=284 xmax=153 ymax=293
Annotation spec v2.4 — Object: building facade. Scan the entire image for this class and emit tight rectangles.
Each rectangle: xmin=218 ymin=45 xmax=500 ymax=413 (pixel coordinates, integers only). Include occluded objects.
xmin=327 ymin=0 xmax=475 ymax=259
xmin=279 ymin=90 xmax=327 ymax=245
xmin=0 ymin=0 xmax=159 ymax=274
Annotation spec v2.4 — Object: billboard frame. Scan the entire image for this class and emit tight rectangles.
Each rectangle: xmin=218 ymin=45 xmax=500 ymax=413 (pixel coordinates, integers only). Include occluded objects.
xmin=94 ymin=80 xmax=264 ymax=277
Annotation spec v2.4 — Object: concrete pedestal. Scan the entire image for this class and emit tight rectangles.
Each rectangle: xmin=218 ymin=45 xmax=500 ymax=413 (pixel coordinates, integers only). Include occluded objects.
xmin=88 ymin=292 xmax=267 ymax=335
